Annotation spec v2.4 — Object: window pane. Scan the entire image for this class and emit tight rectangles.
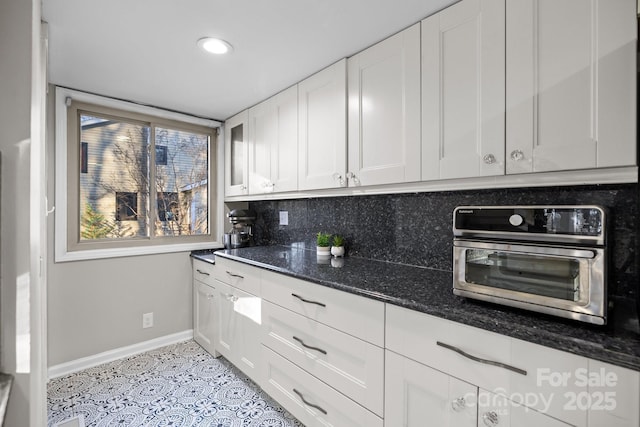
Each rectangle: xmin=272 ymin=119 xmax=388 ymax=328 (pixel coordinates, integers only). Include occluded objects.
xmin=155 ymin=127 xmax=209 ymax=236
xmin=79 ymin=114 xmax=150 ymax=240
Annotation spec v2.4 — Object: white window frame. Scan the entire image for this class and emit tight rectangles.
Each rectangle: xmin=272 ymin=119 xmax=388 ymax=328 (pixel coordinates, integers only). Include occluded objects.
xmin=55 ymin=87 xmax=225 ymax=262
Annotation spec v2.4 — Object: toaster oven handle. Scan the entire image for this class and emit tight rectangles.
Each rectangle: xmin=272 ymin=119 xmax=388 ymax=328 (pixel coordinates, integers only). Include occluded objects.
xmin=437 ymin=341 xmax=527 ymax=376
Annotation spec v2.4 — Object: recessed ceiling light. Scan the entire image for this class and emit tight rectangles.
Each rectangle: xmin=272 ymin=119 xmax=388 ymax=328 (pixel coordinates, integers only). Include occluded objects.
xmin=197 ymin=37 xmax=233 ymax=55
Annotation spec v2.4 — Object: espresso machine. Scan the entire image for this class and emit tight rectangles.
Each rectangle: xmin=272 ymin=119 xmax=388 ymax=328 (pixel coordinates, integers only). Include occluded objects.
xmin=223 ymin=209 xmax=256 ymax=248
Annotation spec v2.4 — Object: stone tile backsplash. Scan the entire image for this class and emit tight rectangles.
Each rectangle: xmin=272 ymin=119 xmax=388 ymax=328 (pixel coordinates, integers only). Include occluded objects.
xmin=249 ymin=184 xmax=638 ymax=299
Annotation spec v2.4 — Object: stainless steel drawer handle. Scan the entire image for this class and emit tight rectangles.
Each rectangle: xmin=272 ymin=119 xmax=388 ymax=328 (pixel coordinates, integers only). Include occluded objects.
xmin=226 ymin=271 xmax=244 ymax=279
xmin=292 ymin=336 xmax=327 ymax=355
xmin=436 ymin=341 xmax=527 ymax=376
xmin=291 ymin=293 xmax=326 ymax=307
xmin=196 ymin=269 xmax=210 ymax=276
xmin=293 ymin=388 xmax=327 ymax=415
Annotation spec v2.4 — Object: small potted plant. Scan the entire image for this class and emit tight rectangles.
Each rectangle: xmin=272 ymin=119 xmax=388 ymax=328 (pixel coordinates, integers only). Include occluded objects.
xmin=331 ymin=234 xmax=345 ymax=257
xmin=316 ymin=232 xmax=332 ymax=256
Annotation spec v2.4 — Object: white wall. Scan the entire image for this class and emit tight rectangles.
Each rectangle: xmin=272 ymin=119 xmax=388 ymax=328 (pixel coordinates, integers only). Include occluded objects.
xmin=46 ymin=250 xmax=193 ymax=365
xmin=0 ymin=0 xmax=33 ymax=425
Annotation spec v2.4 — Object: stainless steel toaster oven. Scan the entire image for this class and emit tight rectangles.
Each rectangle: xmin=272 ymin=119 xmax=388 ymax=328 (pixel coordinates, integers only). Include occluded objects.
xmin=453 ymin=206 xmax=607 ymax=325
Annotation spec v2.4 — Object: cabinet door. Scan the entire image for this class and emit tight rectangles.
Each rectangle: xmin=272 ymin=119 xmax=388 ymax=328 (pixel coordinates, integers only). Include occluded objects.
xmin=215 ymin=280 xmax=262 ymax=381
xmin=224 ymin=110 xmax=249 ymax=197
xmin=347 ymin=23 xmax=421 ymax=187
xmin=193 ymin=280 xmax=218 ymax=357
xmin=385 ymin=350 xmax=477 ymax=427
xmin=248 ymin=86 xmax=298 ymax=194
xmin=298 ymin=59 xmax=347 ymax=190
xmin=215 ymin=279 xmax=238 ymax=360
xmin=506 ymin=0 xmax=636 ymax=173
xmin=422 ymin=0 xmax=505 ymax=180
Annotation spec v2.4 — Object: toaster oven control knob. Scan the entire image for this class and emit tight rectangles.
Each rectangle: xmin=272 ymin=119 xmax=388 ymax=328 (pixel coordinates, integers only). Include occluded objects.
xmin=509 ymin=214 xmax=524 ymax=227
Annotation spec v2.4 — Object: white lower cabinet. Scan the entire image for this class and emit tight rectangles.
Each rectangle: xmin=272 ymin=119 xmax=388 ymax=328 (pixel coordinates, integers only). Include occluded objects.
xmin=215 ymin=279 xmax=262 ymax=382
xmin=193 ymin=280 xmax=218 ymax=357
xmin=209 ymin=258 xmax=639 ymax=427
xmin=192 ymin=259 xmax=218 ymax=357
xmin=261 ymin=346 xmax=383 ymax=427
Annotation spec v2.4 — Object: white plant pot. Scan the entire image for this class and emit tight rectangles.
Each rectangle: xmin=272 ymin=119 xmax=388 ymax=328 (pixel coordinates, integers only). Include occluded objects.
xmin=331 ymin=246 xmax=345 ymax=257
xmin=317 ymin=246 xmax=331 ymax=255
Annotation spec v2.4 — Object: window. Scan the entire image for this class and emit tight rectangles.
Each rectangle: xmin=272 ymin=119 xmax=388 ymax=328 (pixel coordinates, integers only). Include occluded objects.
xmin=115 ymin=192 xmax=138 ymax=221
xmin=155 ymin=145 xmax=168 ymax=165
xmin=55 ymin=87 xmax=222 ymax=261
xmin=157 ymin=192 xmax=179 ymax=222
xmin=80 ymin=142 xmax=88 ymax=173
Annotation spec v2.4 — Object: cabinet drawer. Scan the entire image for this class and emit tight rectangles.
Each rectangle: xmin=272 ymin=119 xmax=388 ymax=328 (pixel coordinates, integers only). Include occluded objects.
xmin=386 ymin=304 xmax=512 ymax=393
xmin=261 ymin=346 xmax=383 ymax=427
xmin=262 ymin=300 xmax=384 ymax=416
xmin=192 ymin=259 xmax=215 ymax=286
xmin=213 ymin=257 xmax=260 ymax=295
xmin=261 ymin=269 xmax=384 ymax=346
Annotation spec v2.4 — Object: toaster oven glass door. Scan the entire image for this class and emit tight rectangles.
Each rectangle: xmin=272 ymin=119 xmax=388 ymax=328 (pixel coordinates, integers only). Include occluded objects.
xmin=464 ymin=249 xmax=583 ymax=301
xmin=453 ymin=240 xmax=602 ymax=309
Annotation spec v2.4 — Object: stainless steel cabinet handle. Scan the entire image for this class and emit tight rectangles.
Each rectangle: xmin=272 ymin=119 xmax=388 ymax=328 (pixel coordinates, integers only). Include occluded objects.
xmin=482 ymin=411 xmax=499 ymax=427
xmin=293 ymin=389 xmax=327 ymax=415
xmin=291 ymin=293 xmax=326 ymax=307
xmin=196 ymin=269 xmax=210 ymax=276
xmin=226 ymin=271 xmax=244 ymax=279
xmin=436 ymin=341 xmax=527 ymax=376
xmin=292 ymin=336 xmax=327 ymax=355
xmin=451 ymin=397 xmax=466 ymax=412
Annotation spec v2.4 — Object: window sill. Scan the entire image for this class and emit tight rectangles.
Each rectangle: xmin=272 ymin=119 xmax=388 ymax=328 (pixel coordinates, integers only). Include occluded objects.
xmin=55 ymin=241 xmax=224 ymax=263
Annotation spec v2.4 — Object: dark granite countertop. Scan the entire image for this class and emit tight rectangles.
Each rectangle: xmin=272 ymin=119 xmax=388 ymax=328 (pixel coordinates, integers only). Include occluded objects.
xmin=215 ymin=245 xmax=640 ymax=372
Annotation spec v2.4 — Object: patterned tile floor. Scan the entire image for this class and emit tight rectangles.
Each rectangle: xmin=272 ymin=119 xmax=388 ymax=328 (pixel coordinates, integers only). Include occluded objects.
xmin=47 ymin=340 xmax=303 ymax=427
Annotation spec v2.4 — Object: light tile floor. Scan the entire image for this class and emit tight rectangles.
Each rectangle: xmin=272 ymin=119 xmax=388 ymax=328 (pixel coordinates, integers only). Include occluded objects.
xmin=47 ymin=340 xmax=303 ymax=427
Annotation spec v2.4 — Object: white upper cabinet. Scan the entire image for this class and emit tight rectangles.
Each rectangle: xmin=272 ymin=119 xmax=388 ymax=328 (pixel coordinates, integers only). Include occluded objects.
xmin=248 ymin=85 xmax=298 ymax=194
xmin=224 ymin=110 xmax=249 ymax=197
xmin=347 ymin=23 xmax=421 ymax=187
xmin=298 ymin=59 xmax=348 ymax=190
xmin=422 ymin=0 xmax=505 ymax=180
xmin=506 ymin=0 xmax=636 ymax=174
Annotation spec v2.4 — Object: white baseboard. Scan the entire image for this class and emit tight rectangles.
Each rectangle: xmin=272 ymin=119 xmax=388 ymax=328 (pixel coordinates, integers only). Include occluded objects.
xmin=48 ymin=329 xmax=193 ymax=380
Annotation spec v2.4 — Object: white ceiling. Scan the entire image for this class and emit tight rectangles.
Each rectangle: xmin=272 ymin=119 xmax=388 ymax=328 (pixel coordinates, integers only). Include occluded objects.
xmin=43 ymin=0 xmax=457 ymax=121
